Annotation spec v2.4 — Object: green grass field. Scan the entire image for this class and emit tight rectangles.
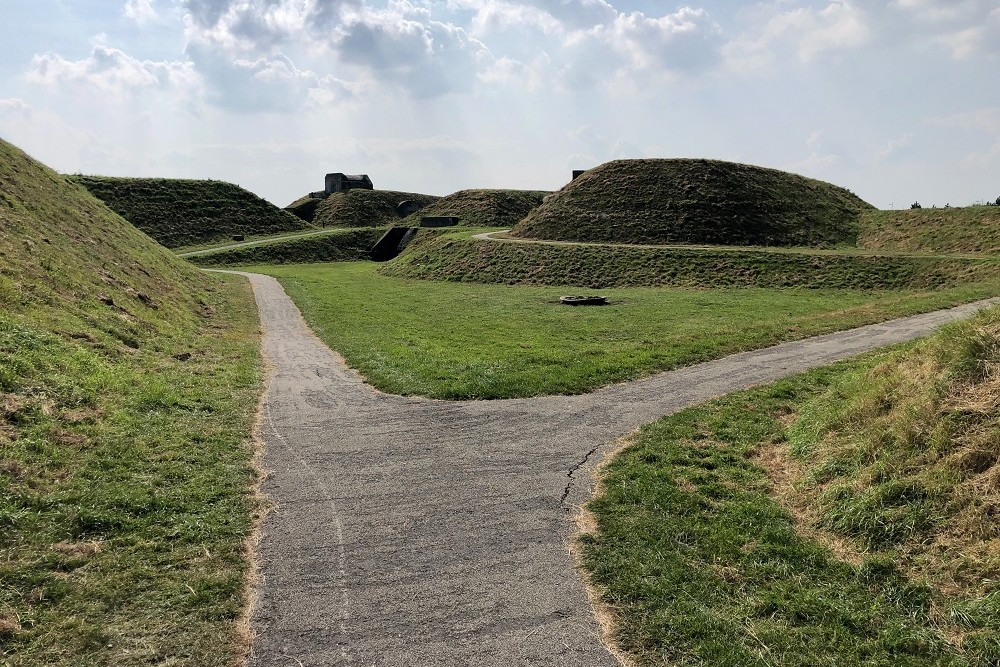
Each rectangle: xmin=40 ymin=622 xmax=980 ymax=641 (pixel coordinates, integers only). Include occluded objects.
xmin=581 ymin=309 xmax=999 ymax=666
xmin=248 ymin=261 xmax=1000 ymax=400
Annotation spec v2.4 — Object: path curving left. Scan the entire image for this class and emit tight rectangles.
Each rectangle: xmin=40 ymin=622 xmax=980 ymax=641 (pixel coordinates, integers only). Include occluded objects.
xmin=234 ymin=270 xmax=998 ymax=666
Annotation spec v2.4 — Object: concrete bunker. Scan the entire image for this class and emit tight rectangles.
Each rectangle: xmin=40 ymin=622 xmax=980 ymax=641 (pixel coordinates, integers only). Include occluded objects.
xmin=397 ymin=200 xmax=425 ymax=217
xmin=370 ymin=227 xmax=418 ymax=261
xmin=325 ymin=173 xmax=373 ymax=195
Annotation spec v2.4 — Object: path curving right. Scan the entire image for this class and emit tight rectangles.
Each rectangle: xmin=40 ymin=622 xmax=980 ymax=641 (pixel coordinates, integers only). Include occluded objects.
xmin=237 ymin=269 xmax=998 ymax=667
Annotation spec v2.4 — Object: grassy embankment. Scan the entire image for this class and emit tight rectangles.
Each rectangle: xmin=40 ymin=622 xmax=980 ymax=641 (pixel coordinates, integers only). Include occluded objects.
xmin=860 ymin=206 xmax=1000 ymax=254
xmin=2 ymin=141 xmax=261 ymax=666
xmin=71 ymin=175 xmax=310 ymax=248
xmin=580 ymin=308 xmax=999 ymax=667
xmin=382 ymin=229 xmax=1000 ymax=289
xmin=248 ymin=261 xmax=999 ymax=400
xmin=286 ymin=189 xmax=439 ymax=227
xmin=512 ymin=159 xmax=873 ymax=247
xmin=400 ymin=189 xmax=549 ymax=227
xmin=188 ymin=227 xmax=386 ymax=266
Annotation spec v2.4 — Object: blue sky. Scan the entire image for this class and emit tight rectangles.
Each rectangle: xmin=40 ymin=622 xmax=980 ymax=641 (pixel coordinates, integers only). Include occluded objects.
xmin=1 ymin=0 xmax=997 ymax=208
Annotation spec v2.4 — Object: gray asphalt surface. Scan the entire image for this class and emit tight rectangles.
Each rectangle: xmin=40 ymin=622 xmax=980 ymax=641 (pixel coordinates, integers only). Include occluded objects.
xmin=237 ymin=270 xmax=998 ymax=666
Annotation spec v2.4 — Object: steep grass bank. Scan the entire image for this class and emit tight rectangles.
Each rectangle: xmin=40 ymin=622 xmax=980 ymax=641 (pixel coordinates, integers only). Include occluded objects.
xmin=512 ymin=159 xmax=873 ymax=247
xmin=859 ymin=206 xmax=1000 ymax=254
xmin=401 ymin=189 xmax=549 ymax=227
xmin=382 ymin=234 xmax=1000 ymax=290
xmin=581 ymin=310 xmax=999 ymax=665
xmin=189 ymin=227 xmax=385 ymax=266
xmin=72 ymin=175 xmax=310 ymax=248
xmin=303 ymin=189 xmax=439 ymax=228
xmin=1 ymin=140 xmax=261 ymax=665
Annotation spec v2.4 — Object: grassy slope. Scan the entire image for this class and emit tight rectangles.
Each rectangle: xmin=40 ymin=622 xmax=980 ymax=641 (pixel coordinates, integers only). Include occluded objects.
xmin=189 ymin=227 xmax=385 ymax=266
xmin=382 ymin=232 xmax=1000 ymax=290
xmin=71 ymin=175 xmax=311 ymax=248
xmin=581 ymin=309 xmax=999 ymax=666
xmin=400 ymin=189 xmax=549 ymax=227
xmin=512 ymin=159 xmax=874 ymax=247
xmin=1 ymin=140 xmax=260 ymax=665
xmin=859 ymin=206 xmax=1000 ymax=254
xmin=249 ymin=261 xmax=997 ymax=400
xmin=311 ymin=189 xmax=440 ymax=228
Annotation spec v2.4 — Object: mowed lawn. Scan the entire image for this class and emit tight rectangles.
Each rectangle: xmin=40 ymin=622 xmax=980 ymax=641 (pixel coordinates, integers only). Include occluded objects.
xmin=249 ymin=262 xmax=1000 ymax=399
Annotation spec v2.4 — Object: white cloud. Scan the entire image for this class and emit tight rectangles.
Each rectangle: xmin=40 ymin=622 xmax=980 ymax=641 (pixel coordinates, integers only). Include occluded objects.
xmin=925 ymin=108 xmax=1000 ymax=173
xmin=0 ymin=98 xmax=123 ymax=172
xmin=932 ymin=107 xmax=1000 ymax=135
xmin=124 ymin=0 xmax=158 ymax=25
xmin=455 ymin=0 xmax=615 ymax=32
xmin=891 ymin=0 xmax=986 ymax=23
xmin=26 ymin=44 xmax=199 ymax=97
xmin=877 ymin=133 xmax=914 ymax=160
xmin=934 ymin=8 xmax=1000 ymax=59
xmin=726 ymin=1 xmax=870 ymax=69
xmin=786 ymin=130 xmax=841 ymax=175
xmin=186 ymin=45 xmax=349 ymax=112
xmin=465 ymin=1 xmax=565 ymax=36
xmin=182 ymin=0 xmax=359 ymax=51
xmin=0 ymin=98 xmax=33 ymax=115
xmin=329 ymin=5 xmax=491 ymax=98
xmin=478 ymin=54 xmax=550 ymax=90
xmin=559 ymin=7 xmax=722 ymax=89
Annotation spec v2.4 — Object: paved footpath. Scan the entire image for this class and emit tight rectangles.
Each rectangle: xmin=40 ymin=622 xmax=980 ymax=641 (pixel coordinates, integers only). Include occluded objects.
xmin=237 ymin=271 xmax=997 ymax=666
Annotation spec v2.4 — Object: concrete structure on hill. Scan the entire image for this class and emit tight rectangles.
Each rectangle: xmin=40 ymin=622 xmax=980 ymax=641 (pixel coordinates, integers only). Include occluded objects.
xmin=325 ymin=173 xmax=373 ymax=195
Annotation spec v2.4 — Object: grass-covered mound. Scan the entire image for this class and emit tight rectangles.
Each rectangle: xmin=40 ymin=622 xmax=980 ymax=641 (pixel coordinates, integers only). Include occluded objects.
xmin=511 ymin=159 xmax=874 ymax=247
xmin=859 ymin=206 xmax=1000 ymax=254
xmin=71 ymin=175 xmax=311 ymax=249
xmin=301 ymin=189 xmax=439 ymax=228
xmin=401 ymin=189 xmax=549 ymax=227
xmin=382 ymin=233 xmax=1000 ymax=290
xmin=189 ymin=227 xmax=386 ymax=266
xmin=1 ymin=140 xmax=260 ymax=665
xmin=581 ymin=309 xmax=1000 ymax=666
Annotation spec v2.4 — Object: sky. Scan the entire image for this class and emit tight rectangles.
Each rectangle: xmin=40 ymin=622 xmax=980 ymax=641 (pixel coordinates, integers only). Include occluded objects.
xmin=1 ymin=0 xmax=997 ymax=209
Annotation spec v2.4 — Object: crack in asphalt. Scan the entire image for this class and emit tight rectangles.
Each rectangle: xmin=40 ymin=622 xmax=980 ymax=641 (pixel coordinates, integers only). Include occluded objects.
xmin=226 ymin=269 xmax=999 ymax=667
xmin=561 ymin=445 xmax=602 ymax=509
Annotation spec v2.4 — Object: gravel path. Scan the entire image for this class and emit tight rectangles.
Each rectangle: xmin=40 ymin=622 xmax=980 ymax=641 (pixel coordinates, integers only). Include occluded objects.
xmin=237 ymin=270 xmax=997 ymax=666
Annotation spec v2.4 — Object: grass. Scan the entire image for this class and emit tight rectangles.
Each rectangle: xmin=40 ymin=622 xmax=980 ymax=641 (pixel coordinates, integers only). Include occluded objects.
xmin=512 ymin=159 xmax=873 ymax=247
xmin=859 ymin=206 xmax=1000 ymax=254
xmin=382 ymin=230 xmax=1000 ymax=289
xmin=70 ymin=175 xmax=311 ymax=248
xmin=580 ymin=309 xmax=1000 ymax=666
xmin=188 ymin=227 xmax=386 ymax=266
xmin=308 ymin=189 xmax=440 ymax=228
xmin=784 ymin=310 xmax=1000 ymax=627
xmin=2 ymin=139 xmax=262 ymax=665
xmin=174 ymin=228 xmax=338 ymax=255
xmin=247 ymin=261 xmax=999 ymax=400
xmin=399 ymin=188 xmax=549 ymax=227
